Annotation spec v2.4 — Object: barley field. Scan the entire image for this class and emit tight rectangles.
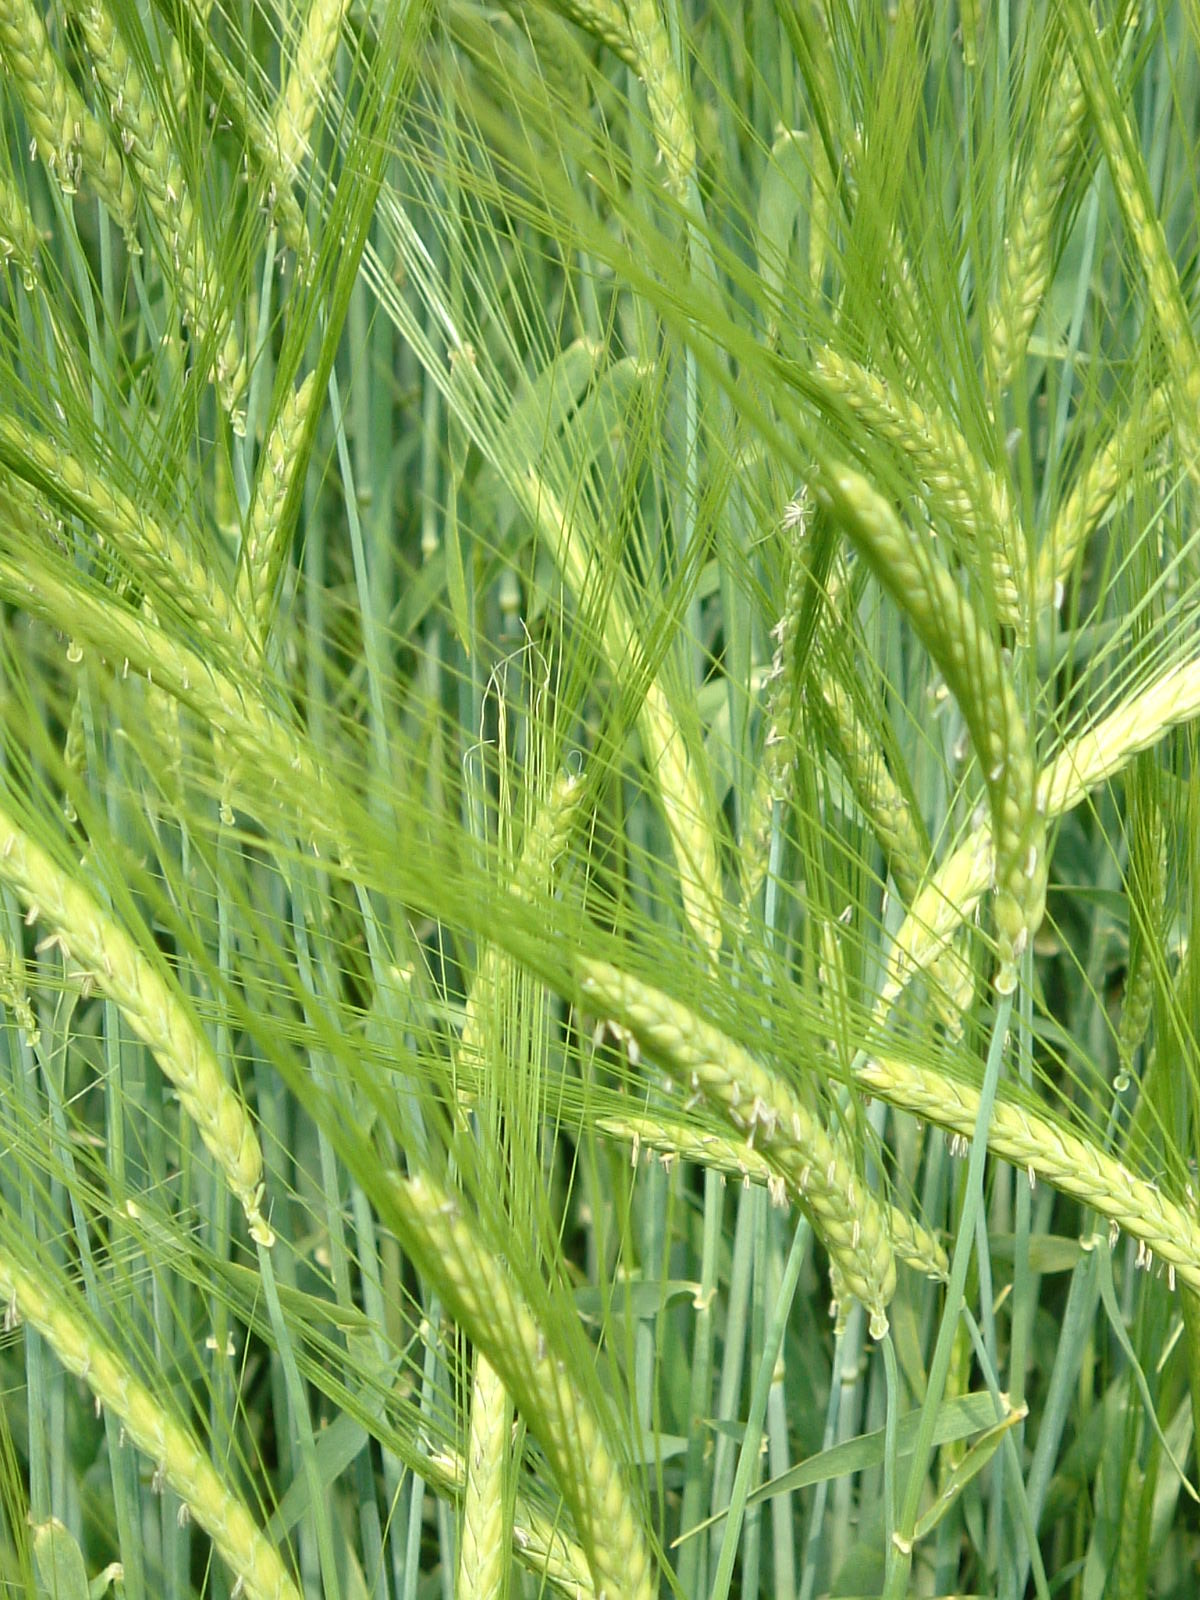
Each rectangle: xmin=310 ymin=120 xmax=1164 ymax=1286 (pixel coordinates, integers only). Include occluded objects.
xmin=1 ymin=0 xmax=1199 ymax=1595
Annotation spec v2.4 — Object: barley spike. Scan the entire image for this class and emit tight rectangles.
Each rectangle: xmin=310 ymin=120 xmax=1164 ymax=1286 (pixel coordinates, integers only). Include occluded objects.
xmin=75 ymin=0 xmax=247 ymax=423
xmin=0 ymin=0 xmax=137 ymax=233
xmin=579 ymin=958 xmax=897 ymax=1334
xmin=813 ymin=348 xmax=1025 ymax=632
xmin=856 ymin=1054 xmax=1200 ymax=1293
xmin=273 ymin=0 xmax=350 ymax=182
xmin=599 ymin=1111 xmax=949 ymax=1280
xmin=0 ymin=797 xmax=271 ymax=1244
xmin=0 ymin=1238 xmax=297 ymax=1599
xmin=815 ymin=459 xmax=1044 ymax=992
xmin=458 ymin=1353 xmax=513 ymax=1600
xmin=389 ymin=1170 xmax=656 ymax=1600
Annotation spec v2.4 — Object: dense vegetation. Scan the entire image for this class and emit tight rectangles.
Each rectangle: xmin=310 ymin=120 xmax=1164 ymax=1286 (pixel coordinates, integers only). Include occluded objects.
xmin=2 ymin=0 xmax=1200 ymax=1595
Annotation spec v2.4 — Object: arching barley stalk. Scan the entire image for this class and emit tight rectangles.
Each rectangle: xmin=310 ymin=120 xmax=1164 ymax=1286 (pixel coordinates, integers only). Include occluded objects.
xmin=0 ymin=1236 xmax=298 ymax=1600
xmin=74 ymin=0 xmax=247 ymax=425
xmin=0 ymin=795 xmax=272 ymax=1245
xmin=579 ymin=958 xmax=897 ymax=1335
xmin=537 ymin=0 xmax=635 ymax=66
xmin=814 ymin=460 xmax=1044 ymax=994
xmin=389 ymin=1171 xmax=657 ymax=1600
xmin=598 ymin=1110 xmax=949 ymax=1280
xmin=0 ymin=415 xmax=249 ymax=648
xmin=0 ymin=543 xmax=334 ymax=846
xmin=855 ymin=1055 xmax=1200 ymax=1292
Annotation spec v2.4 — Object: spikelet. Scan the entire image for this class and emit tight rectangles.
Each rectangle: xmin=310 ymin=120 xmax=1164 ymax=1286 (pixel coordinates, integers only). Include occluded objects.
xmin=856 ymin=1054 xmax=1200 ymax=1292
xmin=75 ymin=0 xmax=247 ymax=425
xmin=598 ymin=1110 xmax=949 ymax=1280
xmin=0 ymin=1238 xmax=297 ymax=1600
xmin=390 ymin=1171 xmax=656 ymax=1600
xmin=0 ymin=920 xmax=38 ymax=1045
xmin=0 ymin=797 xmax=272 ymax=1244
xmin=988 ymin=46 xmax=1087 ymax=392
xmin=813 ymin=348 xmax=1025 ymax=632
xmin=814 ymin=460 xmax=1044 ymax=993
xmin=0 ymin=159 xmax=41 ymax=284
xmin=0 ymin=546 xmax=331 ymax=830
xmin=272 ymin=0 xmax=350 ymax=182
xmin=880 ymin=657 xmax=1200 ymax=1015
xmin=458 ymin=1354 xmax=513 ymax=1600
xmin=621 ymin=0 xmax=696 ymax=196
xmin=579 ymin=958 xmax=897 ymax=1335
xmin=0 ymin=0 xmax=137 ymax=234
xmin=238 ymin=370 xmax=318 ymax=639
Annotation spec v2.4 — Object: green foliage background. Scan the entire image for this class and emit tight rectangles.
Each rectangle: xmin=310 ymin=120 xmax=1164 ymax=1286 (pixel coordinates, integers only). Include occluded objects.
xmin=2 ymin=0 xmax=1200 ymax=1595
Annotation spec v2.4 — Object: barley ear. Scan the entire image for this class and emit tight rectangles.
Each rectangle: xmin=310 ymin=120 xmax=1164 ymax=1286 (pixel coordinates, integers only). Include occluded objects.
xmin=599 ymin=1110 xmax=949 ymax=1280
xmin=0 ymin=159 xmax=41 ymax=284
xmin=0 ymin=0 xmax=137 ymax=235
xmin=0 ymin=415 xmax=248 ymax=649
xmin=0 ymin=799 xmax=272 ymax=1245
xmin=987 ymin=46 xmax=1087 ymax=392
xmin=523 ymin=469 xmax=724 ymax=957
xmin=77 ymin=0 xmax=247 ymax=425
xmin=621 ymin=0 xmax=696 ymax=196
xmin=239 ymin=370 xmax=319 ymax=639
xmin=388 ymin=1171 xmax=657 ymax=1600
xmin=881 ymin=655 xmax=1200 ymax=1017
xmin=0 ymin=1240 xmax=298 ymax=1600
xmin=273 ymin=0 xmax=350 ymax=182
xmin=579 ymin=958 xmax=897 ymax=1335
xmin=1066 ymin=10 xmax=1200 ymax=477
xmin=813 ymin=349 xmax=1025 ymax=633
xmin=1036 ymin=381 xmax=1171 ymax=610
xmin=461 ymin=768 xmax=585 ymax=1079
xmin=856 ymin=1054 xmax=1200 ymax=1293
xmin=458 ymin=1354 xmax=513 ymax=1600
xmin=534 ymin=0 xmax=636 ymax=65
xmin=815 ymin=461 xmax=1044 ymax=993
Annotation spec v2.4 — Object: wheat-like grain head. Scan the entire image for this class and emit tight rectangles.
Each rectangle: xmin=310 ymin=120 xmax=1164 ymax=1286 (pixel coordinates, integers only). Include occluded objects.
xmin=0 ymin=1239 xmax=297 ymax=1599
xmin=579 ymin=958 xmax=898 ymax=1335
